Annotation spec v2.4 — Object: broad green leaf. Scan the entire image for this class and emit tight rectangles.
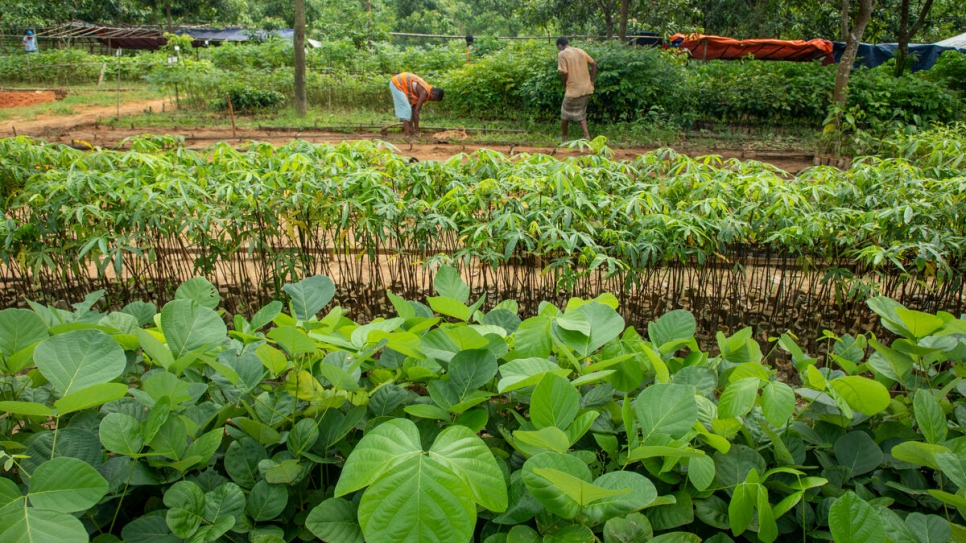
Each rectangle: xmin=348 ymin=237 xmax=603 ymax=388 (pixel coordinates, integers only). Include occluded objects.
xmin=522 ymin=452 xmax=592 ymax=519
xmin=497 ymin=357 xmax=565 ymax=393
xmin=387 ymin=291 xmax=416 ymax=319
xmin=512 ymin=316 xmax=553 ymax=359
xmin=403 ymin=404 xmax=450 ymax=420
xmin=137 ymin=329 xmax=174 ymax=369
xmin=514 ymin=427 xmax=571 ymax=454
xmin=429 ymin=425 xmax=508 ymax=512
xmin=915 ymin=389 xmax=948 ymax=444
xmin=906 ymin=513 xmax=951 ymax=543
xmin=714 ymin=445 xmax=767 ymax=488
xmin=636 ymin=383 xmax=698 ymax=440
xmin=306 ymin=498 xmax=364 ymax=543
xmin=0 ymin=401 xmax=54 ymax=417
xmin=233 ymin=417 xmax=282 ymax=445
xmin=224 ymin=438 xmax=268 ymax=489
xmin=0 ymin=478 xmax=23 ymax=515
xmin=543 ymin=525 xmax=596 ymax=543
xmin=121 ymin=515 xmax=180 ymax=543
xmin=688 ymin=455 xmax=716 ymax=491
xmin=531 ymin=468 xmax=629 ymax=508
xmin=160 ymin=300 xmax=227 ymax=359
xmin=830 ymin=376 xmax=892 ymax=416
xmin=28 ymin=457 xmax=109 ymax=512
xmin=34 ymin=329 xmax=126 ymax=396
xmin=0 ymin=508 xmax=88 ymax=543
xmin=890 ymin=441 xmax=949 ymax=469
xmin=175 ymin=277 xmax=220 ymax=309
xmin=100 ymin=412 xmax=144 ymax=456
xmin=247 ymin=479 xmax=287 ymax=521
xmin=728 ymin=483 xmax=756 ymax=536
xmin=288 ymin=418 xmax=320 ymax=458
xmin=829 ymin=492 xmax=884 ymax=543
xmin=760 ymin=380 xmax=795 ymax=427
xmin=54 ymin=382 xmax=128 ymax=415
xmin=0 ymin=308 xmax=48 ymax=357
xmin=250 ymin=301 xmax=283 ymax=330
xmin=357 ymin=455 xmax=475 ymax=543
xmin=874 ymin=505 xmax=922 ymax=543
xmin=183 ymin=428 xmax=224 ymax=469
xmin=648 ymin=490 xmax=693 ymax=530
xmin=718 ymin=378 xmax=759 ymax=419
xmin=507 ymin=525 xmax=541 ymax=543
xmin=434 ymin=265 xmax=470 ymax=303
xmin=427 ymin=296 xmax=472 ymax=321
xmin=936 ymin=452 xmax=966 ymax=489
xmin=448 ymin=349 xmax=498 ymax=399
xmin=895 ymin=308 xmax=945 ymax=340
xmin=582 ymin=471 xmax=657 ymax=524
xmin=531 ymin=373 xmax=580 ymax=430
xmin=283 ymin=275 xmax=335 ymax=321
xmin=164 ymin=481 xmax=205 ymax=539
xmin=334 ymin=418 xmax=421 ymax=497
xmin=553 ymin=302 xmax=625 ymax=357
xmin=603 ymin=513 xmax=653 ymax=543
xmin=648 ymin=310 xmax=696 ymax=348
xmin=203 ymin=482 xmax=245 ymax=523
xmin=648 ymin=533 xmax=702 ymax=543
xmin=267 ymin=325 xmax=317 ymax=357
xmin=834 ymin=432 xmax=882 ymax=478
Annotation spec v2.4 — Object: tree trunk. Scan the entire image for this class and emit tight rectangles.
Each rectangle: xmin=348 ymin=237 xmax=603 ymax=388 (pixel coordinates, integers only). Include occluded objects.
xmin=840 ymin=0 xmax=850 ymax=41
xmin=294 ymin=0 xmax=307 ymax=117
xmin=895 ymin=0 xmax=934 ymax=76
xmin=618 ymin=0 xmax=630 ymax=43
xmin=597 ymin=0 xmax=615 ymax=39
xmin=166 ymin=3 xmax=172 ymax=31
xmin=833 ymin=0 xmax=873 ymax=108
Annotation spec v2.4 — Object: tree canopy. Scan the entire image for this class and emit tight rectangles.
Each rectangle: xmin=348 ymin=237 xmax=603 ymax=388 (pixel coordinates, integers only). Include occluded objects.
xmin=1 ymin=0 xmax=963 ymax=44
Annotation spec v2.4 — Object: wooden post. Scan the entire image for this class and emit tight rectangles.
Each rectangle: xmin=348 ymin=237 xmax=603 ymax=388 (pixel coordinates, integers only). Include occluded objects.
xmin=97 ymin=62 xmax=107 ymax=87
xmin=116 ymin=49 xmax=122 ymax=121
xmin=226 ymin=93 xmax=237 ymax=137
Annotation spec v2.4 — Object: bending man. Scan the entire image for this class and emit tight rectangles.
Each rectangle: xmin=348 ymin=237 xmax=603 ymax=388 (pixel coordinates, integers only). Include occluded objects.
xmin=556 ymin=37 xmax=597 ymax=140
xmin=390 ymin=72 xmax=444 ymax=137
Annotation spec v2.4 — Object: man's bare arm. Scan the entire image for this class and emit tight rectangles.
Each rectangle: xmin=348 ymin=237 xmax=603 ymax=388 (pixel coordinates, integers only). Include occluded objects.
xmin=589 ymin=62 xmax=597 ymax=84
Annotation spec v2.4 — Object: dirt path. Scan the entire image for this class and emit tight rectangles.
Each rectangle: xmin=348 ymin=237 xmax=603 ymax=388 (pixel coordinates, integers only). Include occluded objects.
xmin=0 ymin=98 xmax=169 ymax=138
xmin=35 ymin=124 xmax=815 ymax=173
xmin=0 ymin=98 xmax=815 ymax=172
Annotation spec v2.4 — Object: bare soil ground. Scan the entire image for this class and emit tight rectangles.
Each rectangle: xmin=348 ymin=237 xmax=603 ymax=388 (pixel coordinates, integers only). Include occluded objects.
xmin=0 ymin=96 xmax=815 ymax=172
xmin=0 ymin=91 xmax=58 ymax=109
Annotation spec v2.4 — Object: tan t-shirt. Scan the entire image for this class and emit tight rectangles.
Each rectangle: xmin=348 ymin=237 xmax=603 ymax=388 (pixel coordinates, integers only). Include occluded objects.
xmin=557 ymin=46 xmax=595 ymax=98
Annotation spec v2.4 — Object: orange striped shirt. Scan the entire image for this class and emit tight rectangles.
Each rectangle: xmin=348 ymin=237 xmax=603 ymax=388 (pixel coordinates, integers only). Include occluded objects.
xmin=391 ymin=73 xmax=433 ymax=106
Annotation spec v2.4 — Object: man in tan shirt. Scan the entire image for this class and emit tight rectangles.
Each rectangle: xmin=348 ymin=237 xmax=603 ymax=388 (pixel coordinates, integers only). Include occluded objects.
xmin=556 ymin=37 xmax=597 ymax=140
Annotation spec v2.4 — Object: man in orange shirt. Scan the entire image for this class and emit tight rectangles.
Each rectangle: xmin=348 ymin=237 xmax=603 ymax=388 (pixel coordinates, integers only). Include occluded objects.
xmin=390 ymin=72 xmax=444 ymax=137
xmin=556 ymin=37 xmax=597 ymax=140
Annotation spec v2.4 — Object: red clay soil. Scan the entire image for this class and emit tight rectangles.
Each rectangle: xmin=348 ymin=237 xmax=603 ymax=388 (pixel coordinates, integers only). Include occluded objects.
xmin=0 ymin=91 xmax=57 ymax=109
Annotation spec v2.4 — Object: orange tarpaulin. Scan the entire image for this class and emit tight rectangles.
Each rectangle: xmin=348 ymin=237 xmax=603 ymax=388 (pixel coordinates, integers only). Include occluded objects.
xmin=669 ymin=33 xmax=834 ymax=64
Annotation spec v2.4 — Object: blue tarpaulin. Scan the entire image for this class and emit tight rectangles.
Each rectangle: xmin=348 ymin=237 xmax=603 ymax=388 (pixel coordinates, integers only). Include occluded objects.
xmin=831 ymin=41 xmax=966 ymax=71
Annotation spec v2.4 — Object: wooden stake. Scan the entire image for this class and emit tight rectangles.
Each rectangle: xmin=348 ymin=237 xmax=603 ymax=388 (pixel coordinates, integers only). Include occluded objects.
xmin=226 ymin=93 xmax=237 ymax=138
xmin=97 ymin=63 xmax=106 ymax=87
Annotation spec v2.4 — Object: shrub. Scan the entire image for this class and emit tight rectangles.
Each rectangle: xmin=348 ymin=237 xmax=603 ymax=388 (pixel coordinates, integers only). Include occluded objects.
xmin=2 ymin=272 xmax=966 ymax=543
xmin=219 ymin=85 xmax=286 ymax=111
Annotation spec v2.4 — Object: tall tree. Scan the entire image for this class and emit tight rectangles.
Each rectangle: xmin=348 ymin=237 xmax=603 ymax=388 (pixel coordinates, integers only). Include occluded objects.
xmin=618 ymin=0 xmax=631 ymax=42
xmin=833 ymin=0 xmax=874 ymax=115
xmin=894 ymin=0 xmax=934 ymax=75
xmin=294 ymin=0 xmax=307 ymax=116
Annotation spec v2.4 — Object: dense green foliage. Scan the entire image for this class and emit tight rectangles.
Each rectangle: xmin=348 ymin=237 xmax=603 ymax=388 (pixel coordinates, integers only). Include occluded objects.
xmin=1 ymin=272 xmax=966 ymax=543
xmin=4 ymin=40 xmax=962 ymax=130
xmin=0 ymin=132 xmax=963 ymax=345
